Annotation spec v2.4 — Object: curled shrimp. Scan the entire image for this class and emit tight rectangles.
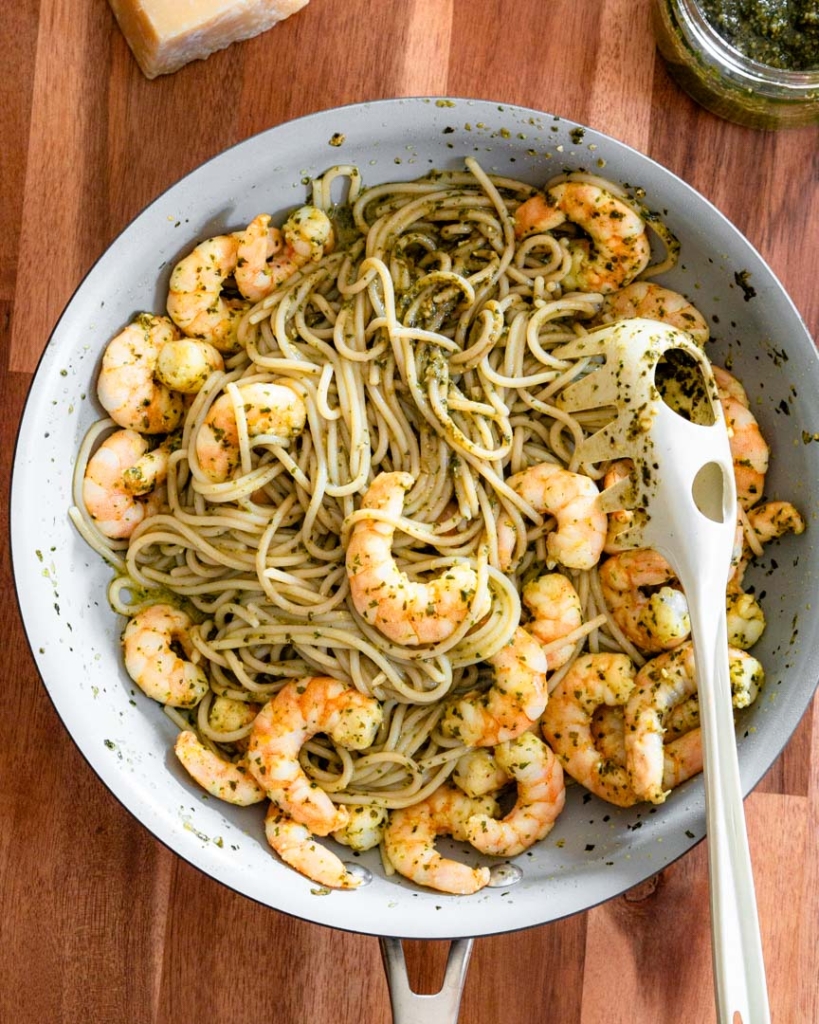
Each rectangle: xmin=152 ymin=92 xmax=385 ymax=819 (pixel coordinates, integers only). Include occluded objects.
xmin=624 ymin=641 xmax=764 ymax=804
xmin=591 ymin=705 xmax=704 ymax=794
xmin=174 ymin=730 xmax=266 ymax=805
xmin=195 ymin=380 xmax=308 ymax=482
xmin=250 ymin=675 xmax=383 ymax=884
xmin=514 ymin=182 xmax=651 ymax=293
xmin=166 ymin=233 xmax=247 ymax=352
xmin=465 ymin=732 xmax=565 ymax=857
xmin=601 ymin=498 xmax=802 ymax=654
xmin=97 ymin=313 xmax=187 ymax=434
xmin=540 ymin=652 xmax=639 ymax=807
xmin=596 ymin=282 xmax=709 ymax=346
xmin=714 ymin=365 xmax=770 ymax=508
xmin=345 ymin=472 xmax=491 ymax=646
xmin=498 ymin=462 xmax=607 ymax=572
xmin=602 ymin=539 xmax=778 ymax=653
xmin=440 ymin=627 xmax=548 ymax=747
xmin=246 ymin=676 xmax=382 ymax=837
xmin=598 ymin=549 xmax=691 ymax=654
xmin=235 ymin=207 xmax=334 ymax=302
xmin=522 ymin=572 xmax=583 ymax=670
xmin=82 ymin=428 xmax=170 ymax=539
xmin=383 ymin=783 xmax=498 ymax=895
xmin=122 ymin=604 xmax=209 ymax=708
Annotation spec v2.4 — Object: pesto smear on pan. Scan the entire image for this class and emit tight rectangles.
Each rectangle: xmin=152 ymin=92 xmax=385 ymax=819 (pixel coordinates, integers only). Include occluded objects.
xmin=698 ymin=0 xmax=819 ymax=69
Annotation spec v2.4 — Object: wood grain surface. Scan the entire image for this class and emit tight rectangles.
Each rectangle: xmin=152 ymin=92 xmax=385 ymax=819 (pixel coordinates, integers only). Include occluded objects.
xmin=2 ymin=2 xmax=817 ymax=1022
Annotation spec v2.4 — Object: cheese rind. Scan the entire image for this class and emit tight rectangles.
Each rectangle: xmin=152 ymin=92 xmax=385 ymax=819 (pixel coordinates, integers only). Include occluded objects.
xmin=108 ymin=0 xmax=310 ymax=79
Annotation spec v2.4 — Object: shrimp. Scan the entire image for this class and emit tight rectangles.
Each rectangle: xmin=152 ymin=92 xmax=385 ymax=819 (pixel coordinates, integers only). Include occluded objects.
xmin=722 ymin=396 xmax=769 ymax=508
xmin=540 ymin=652 xmax=639 ymax=807
xmin=522 ymin=572 xmax=583 ymax=670
xmin=497 ymin=462 xmax=607 ymax=572
xmin=453 ymin=748 xmax=509 ymax=798
xmin=235 ymin=207 xmax=334 ymax=302
xmin=122 ymin=432 xmax=178 ymax=496
xmin=155 ymin=338 xmax=224 ymax=393
xmin=637 ymin=663 xmax=757 ymax=743
xmin=601 ymin=545 xmax=768 ymax=652
xmin=624 ymin=642 xmax=764 ymax=804
xmin=598 ymin=549 xmax=691 ymax=653
xmin=82 ymin=428 xmax=169 ymax=539
xmin=195 ymin=380 xmax=308 ymax=482
xmin=207 ymin=695 xmax=261 ymax=735
xmin=440 ymin=627 xmax=548 ymax=747
xmin=602 ymin=458 xmax=634 ymax=553
xmin=748 ymin=499 xmax=806 ymax=544
xmin=265 ymin=805 xmax=360 ymax=890
xmin=383 ymin=784 xmax=498 ymax=895
xmin=122 ymin=604 xmax=209 ymax=708
xmin=97 ymin=313 xmax=187 ymax=434
xmin=714 ymin=366 xmax=770 ymax=508
xmin=166 ymin=233 xmax=247 ymax=351
xmin=246 ymin=676 xmax=382 ymax=837
xmin=661 ymin=729 xmax=705 ymax=790
xmin=173 ymin=730 xmax=266 ymax=805
xmin=345 ymin=472 xmax=491 ymax=646
xmin=712 ymin=364 xmax=749 ymax=406
xmin=724 ymin=501 xmax=804 ymax=645
xmin=725 ymin=588 xmax=766 ymax=649
xmin=664 ymin=695 xmax=703 ymax=739
xmin=465 ymin=732 xmax=565 ymax=857
xmin=235 ymin=214 xmax=284 ymax=302
xmin=596 ymin=282 xmax=710 ymax=346
xmin=734 ymin=500 xmax=806 ymax=583
xmin=332 ymin=804 xmax=388 ymax=852
xmin=205 ymin=695 xmax=262 ymax=753
xmin=514 ymin=182 xmax=651 ymax=293
xmin=591 ymin=705 xmax=703 ymax=793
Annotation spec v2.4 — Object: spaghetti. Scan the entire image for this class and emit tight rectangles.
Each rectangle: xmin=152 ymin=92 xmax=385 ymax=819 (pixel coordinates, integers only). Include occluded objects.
xmin=69 ymin=158 xmax=787 ymax=889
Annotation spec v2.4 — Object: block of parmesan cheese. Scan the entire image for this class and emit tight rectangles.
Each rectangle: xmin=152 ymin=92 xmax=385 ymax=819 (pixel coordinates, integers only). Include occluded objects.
xmin=108 ymin=0 xmax=310 ymax=78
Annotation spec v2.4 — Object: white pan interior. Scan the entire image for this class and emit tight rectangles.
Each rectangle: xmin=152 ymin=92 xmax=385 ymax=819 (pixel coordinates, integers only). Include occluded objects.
xmin=11 ymin=98 xmax=819 ymax=940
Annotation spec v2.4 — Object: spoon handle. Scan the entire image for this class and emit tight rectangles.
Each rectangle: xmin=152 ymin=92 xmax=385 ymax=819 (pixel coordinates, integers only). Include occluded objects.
xmin=685 ymin=580 xmax=771 ymax=1024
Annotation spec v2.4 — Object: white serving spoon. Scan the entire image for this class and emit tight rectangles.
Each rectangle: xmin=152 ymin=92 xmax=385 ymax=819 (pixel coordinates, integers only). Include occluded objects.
xmin=554 ymin=318 xmax=771 ymax=1024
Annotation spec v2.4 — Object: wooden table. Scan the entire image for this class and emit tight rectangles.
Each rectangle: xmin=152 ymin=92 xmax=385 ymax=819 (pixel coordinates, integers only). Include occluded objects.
xmin=3 ymin=2 xmax=817 ymax=1021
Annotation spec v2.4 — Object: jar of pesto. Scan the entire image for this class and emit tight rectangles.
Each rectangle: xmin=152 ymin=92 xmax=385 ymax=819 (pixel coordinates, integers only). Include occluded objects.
xmin=653 ymin=0 xmax=819 ymax=128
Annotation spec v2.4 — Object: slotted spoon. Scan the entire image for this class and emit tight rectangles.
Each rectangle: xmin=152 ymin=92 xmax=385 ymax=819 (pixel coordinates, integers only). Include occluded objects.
xmin=554 ymin=317 xmax=770 ymax=1024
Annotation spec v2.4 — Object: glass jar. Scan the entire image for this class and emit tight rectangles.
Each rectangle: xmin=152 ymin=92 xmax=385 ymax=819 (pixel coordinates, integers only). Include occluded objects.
xmin=652 ymin=0 xmax=819 ymax=129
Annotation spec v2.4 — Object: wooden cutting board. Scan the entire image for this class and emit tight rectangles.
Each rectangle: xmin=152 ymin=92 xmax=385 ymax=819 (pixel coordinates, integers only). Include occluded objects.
xmin=2 ymin=1 xmax=816 ymax=1021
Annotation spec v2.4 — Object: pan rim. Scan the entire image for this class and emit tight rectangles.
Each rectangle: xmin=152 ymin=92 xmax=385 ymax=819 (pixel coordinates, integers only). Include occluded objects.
xmin=10 ymin=95 xmax=819 ymax=940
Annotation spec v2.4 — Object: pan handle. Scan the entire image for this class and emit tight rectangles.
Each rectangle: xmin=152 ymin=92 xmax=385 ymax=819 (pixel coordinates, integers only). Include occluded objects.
xmin=379 ymin=936 xmax=474 ymax=1024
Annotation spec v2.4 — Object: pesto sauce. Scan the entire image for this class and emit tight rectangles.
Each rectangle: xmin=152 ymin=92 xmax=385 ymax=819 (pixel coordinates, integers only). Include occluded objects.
xmin=698 ymin=0 xmax=819 ymax=69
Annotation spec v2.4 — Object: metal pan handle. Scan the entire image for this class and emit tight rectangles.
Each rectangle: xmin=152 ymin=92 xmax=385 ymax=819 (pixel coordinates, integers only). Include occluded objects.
xmin=379 ymin=937 xmax=474 ymax=1024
